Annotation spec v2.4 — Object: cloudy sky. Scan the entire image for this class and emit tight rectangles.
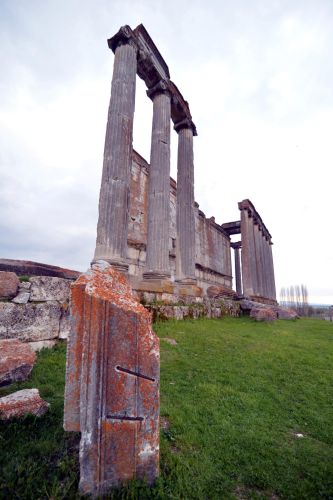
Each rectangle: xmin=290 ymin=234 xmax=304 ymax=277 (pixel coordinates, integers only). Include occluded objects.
xmin=1 ymin=0 xmax=332 ymax=304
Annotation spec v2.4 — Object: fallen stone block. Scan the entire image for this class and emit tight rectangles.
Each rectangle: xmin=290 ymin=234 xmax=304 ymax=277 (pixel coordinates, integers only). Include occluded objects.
xmin=276 ymin=307 xmax=298 ymax=320
xmin=59 ymin=307 xmax=71 ymax=339
xmin=0 ymin=339 xmax=36 ymax=386
xmin=30 ymin=276 xmax=71 ymax=302
xmin=0 ymin=272 xmax=20 ymax=300
xmin=18 ymin=281 xmax=31 ymax=290
xmin=240 ymin=299 xmax=267 ymax=312
xmin=64 ymin=261 xmax=159 ymax=496
xmin=12 ymin=291 xmax=30 ymax=304
xmin=0 ymin=388 xmax=49 ymax=419
xmin=0 ymin=258 xmax=80 ymax=280
xmin=250 ymin=307 xmax=277 ymax=321
xmin=0 ymin=302 xmax=61 ymax=342
xmin=28 ymin=340 xmax=57 ymax=352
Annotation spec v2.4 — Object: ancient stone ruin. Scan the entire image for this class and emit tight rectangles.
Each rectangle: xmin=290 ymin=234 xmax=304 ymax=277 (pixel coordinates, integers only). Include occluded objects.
xmin=92 ymin=24 xmax=277 ymax=306
xmin=64 ymin=261 xmax=159 ymax=496
xmin=62 ymin=23 xmax=283 ymax=496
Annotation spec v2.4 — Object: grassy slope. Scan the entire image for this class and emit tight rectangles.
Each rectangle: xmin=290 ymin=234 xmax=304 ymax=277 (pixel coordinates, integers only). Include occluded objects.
xmin=0 ymin=317 xmax=332 ymax=499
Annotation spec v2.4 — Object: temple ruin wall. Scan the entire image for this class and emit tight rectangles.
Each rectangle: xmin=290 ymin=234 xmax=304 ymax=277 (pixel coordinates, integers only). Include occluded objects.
xmin=127 ymin=151 xmax=232 ymax=291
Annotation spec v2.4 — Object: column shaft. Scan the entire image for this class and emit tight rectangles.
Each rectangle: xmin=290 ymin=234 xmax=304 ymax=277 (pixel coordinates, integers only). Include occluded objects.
xmin=144 ymin=88 xmax=171 ymax=278
xmin=234 ymin=247 xmax=242 ymax=295
xmin=253 ymin=223 xmax=263 ymax=296
xmin=176 ymin=126 xmax=196 ymax=282
xmin=93 ymin=42 xmax=137 ymax=271
xmin=268 ymin=242 xmax=277 ymax=300
xmin=260 ymin=232 xmax=268 ymax=298
xmin=240 ymin=209 xmax=254 ymax=296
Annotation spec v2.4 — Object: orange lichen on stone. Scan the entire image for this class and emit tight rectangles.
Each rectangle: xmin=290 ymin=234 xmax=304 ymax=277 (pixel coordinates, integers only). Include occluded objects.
xmin=64 ymin=261 xmax=159 ymax=496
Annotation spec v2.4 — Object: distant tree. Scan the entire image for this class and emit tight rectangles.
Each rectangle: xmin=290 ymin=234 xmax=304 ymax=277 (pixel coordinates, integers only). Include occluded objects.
xmin=280 ymin=284 xmax=310 ymax=316
xmin=279 ymin=287 xmax=286 ymax=306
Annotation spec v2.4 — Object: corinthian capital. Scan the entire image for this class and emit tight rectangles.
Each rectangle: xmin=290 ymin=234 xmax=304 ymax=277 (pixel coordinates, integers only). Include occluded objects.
xmin=107 ymin=25 xmax=138 ymax=53
xmin=146 ymin=79 xmax=171 ymax=100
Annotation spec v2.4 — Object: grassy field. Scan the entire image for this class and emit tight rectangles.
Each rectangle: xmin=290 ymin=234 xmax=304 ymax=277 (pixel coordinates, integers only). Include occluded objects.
xmin=0 ymin=317 xmax=332 ymax=499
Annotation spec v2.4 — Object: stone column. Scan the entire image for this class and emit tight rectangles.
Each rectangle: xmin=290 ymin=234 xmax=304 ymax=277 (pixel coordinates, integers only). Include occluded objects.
xmin=264 ymin=236 xmax=272 ymax=299
xmin=231 ymin=242 xmax=242 ymax=296
xmin=253 ymin=221 xmax=263 ymax=297
xmin=143 ymin=80 xmax=172 ymax=279
xmin=259 ymin=228 xmax=268 ymax=298
xmin=268 ymin=240 xmax=277 ymax=300
xmin=93 ymin=27 xmax=138 ymax=272
xmin=240 ymin=208 xmax=254 ymax=297
xmin=174 ymin=119 xmax=197 ymax=283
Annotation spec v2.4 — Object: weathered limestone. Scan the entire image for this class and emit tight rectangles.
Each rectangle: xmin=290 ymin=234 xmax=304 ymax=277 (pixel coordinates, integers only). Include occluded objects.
xmin=250 ymin=306 xmax=277 ymax=321
xmin=30 ymin=276 xmax=71 ymax=302
xmin=0 ymin=339 xmax=36 ymax=386
xmin=0 ymin=258 xmax=80 ymax=279
xmin=175 ymin=119 xmax=197 ymax=283
xmin=258 ymin=228 xmax=267 ymax=298
xmin=64 ymin=261 xmax=159 ymax=496
xmin=240 ymin=208 xmax=254 ymax=296
xmin=0 ymin=302 xmax=61 ymax=342
xmin=253 ymin=221 xmax=263 ymax=296
xmin=231 ymin=242 xmax=242 ymax=296
xmin=236 ymin=200 xmax=277 ymax=304
xmin=144 ymin=81 xmax=172 ymax=279
xmin=0 ymin=272 xmax=20 ymax=300
xmin=0 ymin=388 xmax=49 ymax=420
xmin=268 ymin=240 xmax=276 ymax=300
xmin=240 ymin=299 xmax=296 ymax=320
xmin=93 ymin=26 xmax=138 ymax=272
xmin=29 ymin=340 xmax=57 ymax=351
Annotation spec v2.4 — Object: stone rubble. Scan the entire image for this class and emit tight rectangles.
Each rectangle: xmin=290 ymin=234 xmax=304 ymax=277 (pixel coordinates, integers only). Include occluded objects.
xmin=0 ymin=339 xmax=36 ymax=386
xmin=0 ymin=388 xmax=49 ymax=420
xmin=29 ymin=276 xmax=71 ymax=302
xmin=240 ymin=299 xmax=298 ymax=321
xmin=0 ymin=272 xmax=20 ymax=300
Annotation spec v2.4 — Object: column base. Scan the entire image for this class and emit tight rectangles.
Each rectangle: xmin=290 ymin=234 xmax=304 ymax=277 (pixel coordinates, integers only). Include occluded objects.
xmin=175 ymin=277 xmax=197 ymax=285
xmin=143 ymin=270 xmax=171 ymax=280
xmin=90 ymin=258 xmax=129 ymax=274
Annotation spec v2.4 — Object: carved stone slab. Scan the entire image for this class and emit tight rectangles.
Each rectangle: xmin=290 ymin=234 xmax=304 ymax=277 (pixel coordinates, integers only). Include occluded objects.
xmin=64 ymin=261 xmax=159 ymax=496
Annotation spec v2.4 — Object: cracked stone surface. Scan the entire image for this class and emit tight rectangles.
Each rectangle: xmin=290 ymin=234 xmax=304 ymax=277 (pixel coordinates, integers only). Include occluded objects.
xmin=0 ymin=339 xmax=36 ymax=386
xmin=0 ymin=388 xmax=49 ymax=419
xmin=64 ymin=261 xmax=159 ymax=496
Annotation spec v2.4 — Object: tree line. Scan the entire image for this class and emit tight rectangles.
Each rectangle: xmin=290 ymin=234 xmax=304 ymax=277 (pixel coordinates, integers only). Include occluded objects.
xmin=279 ymin=284 xmax=309 ymax=315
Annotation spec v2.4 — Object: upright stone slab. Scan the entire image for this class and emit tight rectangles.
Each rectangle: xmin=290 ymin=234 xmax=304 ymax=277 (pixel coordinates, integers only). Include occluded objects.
xmin=64 ymin=261 xmax=159 ymax=496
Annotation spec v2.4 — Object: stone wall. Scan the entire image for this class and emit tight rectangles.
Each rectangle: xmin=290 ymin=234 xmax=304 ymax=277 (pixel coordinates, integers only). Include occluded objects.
xmin=127 ymin=151 xmax=232 ymax=290
xmin=0 ymin=272 xmax=72 ymax=350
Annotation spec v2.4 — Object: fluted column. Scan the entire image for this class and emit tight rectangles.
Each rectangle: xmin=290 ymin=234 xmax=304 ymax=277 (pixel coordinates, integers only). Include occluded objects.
xmin=144 ymin=80 xmax=171 ymax=279
xmin=253 ymin=221 xmax=263 ymax=296
xmin=93 ymin=27 xmax=138 ymax=272
xmin=268 ymin=240 xmax=277 ymax=300
xmin=175 ymin=119 xmax=197 ymax=283
xmin=231 ymin=242 xmax=242 ymax=296
xmin=240 ymin=208 xmax=254 ymax=296
xmin=264 ymin=236 xmax=272 ymax=299
xmin=259 ymin=228 xmax=268 ymax=298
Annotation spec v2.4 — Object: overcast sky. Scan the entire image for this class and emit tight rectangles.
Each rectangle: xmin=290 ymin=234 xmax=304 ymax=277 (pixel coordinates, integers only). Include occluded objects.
xmin=1 ymin=0 xmax=332 ymax=304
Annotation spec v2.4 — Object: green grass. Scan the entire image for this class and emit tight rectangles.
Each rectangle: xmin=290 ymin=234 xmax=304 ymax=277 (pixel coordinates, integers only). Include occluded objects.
xmin=1 ymin=318 xmax=332 ymax=499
